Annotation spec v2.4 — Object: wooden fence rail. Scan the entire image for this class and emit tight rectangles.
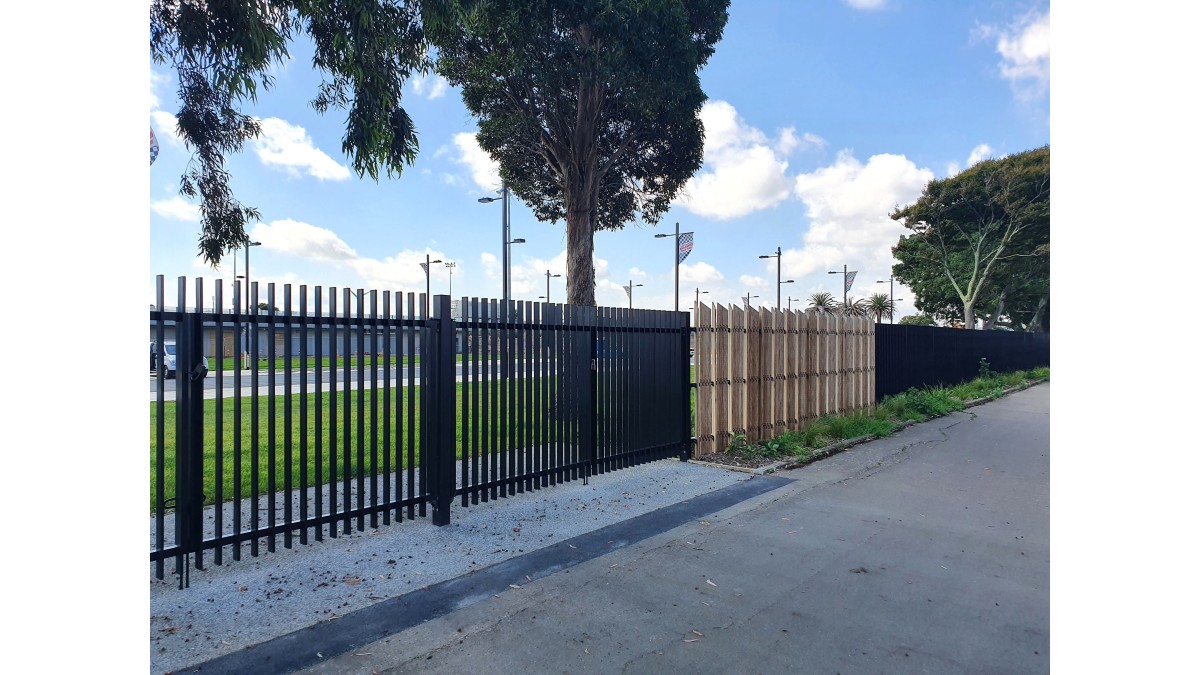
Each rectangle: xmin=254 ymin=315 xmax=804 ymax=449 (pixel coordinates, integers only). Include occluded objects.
xmin=694 ymin=303 xmax=875 ymax=456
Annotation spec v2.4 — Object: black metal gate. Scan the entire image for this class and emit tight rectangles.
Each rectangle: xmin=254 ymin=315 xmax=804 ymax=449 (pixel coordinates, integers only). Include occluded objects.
xmin=151 ymin=278 xmax=690 ymax=586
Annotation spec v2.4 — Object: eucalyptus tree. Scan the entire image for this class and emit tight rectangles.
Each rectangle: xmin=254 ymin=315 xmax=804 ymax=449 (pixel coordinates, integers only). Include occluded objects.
xmin=431 ymin=0 xmax=731 ymax=305
xmin=151 ymin=0 xmax=470 ymax=264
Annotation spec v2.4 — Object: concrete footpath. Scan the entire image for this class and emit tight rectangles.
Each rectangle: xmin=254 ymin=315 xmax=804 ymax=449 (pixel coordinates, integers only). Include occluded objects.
xmin=175 ymin=383 xmax=1050 ymax=674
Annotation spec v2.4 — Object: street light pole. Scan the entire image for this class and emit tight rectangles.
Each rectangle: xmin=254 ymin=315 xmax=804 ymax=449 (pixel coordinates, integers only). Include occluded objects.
xmin=876 ymin=276 xmax=896 ymax=324
xmin=244 ymin=240 xmax=261 ymax=367
xmin=758 ymin=246 xmax=783 ymax=308
xmin=829 ymin=264 xmax=848 ymax=309
xmin=743 ymin=293 xmax=759 ymax=308
xmin=445 ymin=261 xmax=457 ymax=298
xmin=479 ymin=182 xmax=517 ymax=302
xmin=423 ymin=253 xmax=443 ymax=315
xmin=545 ymin=269 xmax=562 ymax=302
xmin=625 ymin=280 xmax=643 ymax=309
xmin=654 ymin=222 xmax=686 ymax=312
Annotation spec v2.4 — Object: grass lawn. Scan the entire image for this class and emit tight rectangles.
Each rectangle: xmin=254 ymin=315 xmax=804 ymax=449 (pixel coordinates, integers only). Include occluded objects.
xmin=151 ymin=376 xmax=592 ymax=511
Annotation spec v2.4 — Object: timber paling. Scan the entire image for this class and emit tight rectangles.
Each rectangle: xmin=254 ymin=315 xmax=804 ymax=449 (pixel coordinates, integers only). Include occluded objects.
xmin=693 ymin=303 xmax=875 ymax=456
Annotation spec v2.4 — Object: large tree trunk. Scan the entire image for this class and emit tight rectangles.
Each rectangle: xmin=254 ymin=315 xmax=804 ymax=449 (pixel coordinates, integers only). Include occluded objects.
xmin=565 ymin=205 xmax=596 ymax=306
xmin=1029 ymin=296 xmax=1049 ymax=332
xmin=963 ymin=300 xmax=976 ymax=329
xmin=983 ymin=286 xmax=1009 ymax=331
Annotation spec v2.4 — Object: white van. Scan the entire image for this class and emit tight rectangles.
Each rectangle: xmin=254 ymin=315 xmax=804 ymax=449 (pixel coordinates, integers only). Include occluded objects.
xmin=153 ymin=342 xmax=209 ymax=379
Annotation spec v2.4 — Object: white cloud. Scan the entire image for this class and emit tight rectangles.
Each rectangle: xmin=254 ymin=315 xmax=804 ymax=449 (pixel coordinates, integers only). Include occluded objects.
xmin=150 ymin=196 xmax=200 ymax=222
xmin=981 ymin=9 xmax=1050 ymax=100
xmin=451 ymin=133 xmax=501 ymax=192
xmin=352 ymin=248 xmax=450 ymax=292
xmin=252 ymin=219 xmax=358 ymax=262
xmin=740 ymin=275 xmax=768 ymax=289
xmin=150 ymin=70 xmax=170 ymax=111
xmin=843 ymin=0 xmax=886 ymax=10
xmin=967 ymin=143 xmax=994 ymax=166
xmin=630 ymin=267 xmax=648 ymax=279
xmin=947 ymin=143 xmax=995 ymax=177
xmin=412 ymin=74 xmax=450 ymax=100
xmin=786 ymin=150 xmax=934 ymax=278
xmin=252 ymin=117 xmax=351 ymax=181
xmin=509 ymin=249 xmax=609 ymax=299
xmin=680 ymin=261 xmax=724 ymax=285
xmin=150 ymin=110 xmax=184 ymax=148
xmin=676 ymin=100 xmax=823 ymax=219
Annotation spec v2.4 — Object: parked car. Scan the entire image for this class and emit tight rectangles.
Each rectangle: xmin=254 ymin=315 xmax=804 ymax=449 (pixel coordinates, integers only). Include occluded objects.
xmin=154 ymin=341 xmax=209 ymax=379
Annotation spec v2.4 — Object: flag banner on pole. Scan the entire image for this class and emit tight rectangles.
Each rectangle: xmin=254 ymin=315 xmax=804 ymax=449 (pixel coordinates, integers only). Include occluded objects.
xmin=624 ymin=285 xmax=632 ymax=299
xmin=150 ymin=127 xmax=160 ymax=166
xmin=419 ymin=262 xmax=429 ymax=273
xmin=678 ymin=232 xmax=694 ymax=263
xmin=845 ymin=271 xmax=857 ymax=293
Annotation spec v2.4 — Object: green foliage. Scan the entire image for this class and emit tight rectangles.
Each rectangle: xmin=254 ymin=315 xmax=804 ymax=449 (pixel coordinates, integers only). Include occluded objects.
xmin=430 ymin=0 xmax=731 ymax=305
xmin=978 ymin=357 xmax=992 ymax=379
xmin=839 ymin=297 xmax=869 ymax=317
xmin=898 ymin=314 xmax=937 ymax=326
xmin=151 ymin=0 xmax=464 ymax=264
xmin=891 ymin=146 xmax=1050 ymax=329
xmin=867 ymin=293 xmax=895 ymax=323
xmin=807 ymin=292 xmax=838 ymax=313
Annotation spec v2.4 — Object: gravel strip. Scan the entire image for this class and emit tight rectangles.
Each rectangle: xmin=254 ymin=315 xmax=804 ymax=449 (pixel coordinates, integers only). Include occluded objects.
xmin=150 ymin=459 xmax=749 ymax=674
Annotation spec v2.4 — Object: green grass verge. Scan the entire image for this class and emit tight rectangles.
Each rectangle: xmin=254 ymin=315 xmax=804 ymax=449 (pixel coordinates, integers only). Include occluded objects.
xmin=722 ymin=367 xmax=1049 ymax=462
xmin=151 ymin=378 xmax=567 ymax=511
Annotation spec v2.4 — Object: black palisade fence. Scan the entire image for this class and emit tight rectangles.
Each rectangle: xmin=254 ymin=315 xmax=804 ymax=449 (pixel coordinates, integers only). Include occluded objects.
xmin=874 ymin=324 xmax=1050 ymax=399
xmin=150 ymin=277 xmax=692 ymax=587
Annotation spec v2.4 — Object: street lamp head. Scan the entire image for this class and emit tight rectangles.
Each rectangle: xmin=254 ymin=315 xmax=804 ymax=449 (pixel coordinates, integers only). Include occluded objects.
xmin=828 ymin=270 xmax=838 ymax=274
xmin=759 ymin=254 xmax=772 ymax=259
xmin=478 ymin=196 xmax=499 ymax=204
xmin=508 ymin=238 xmax=526 ymax=245
xmin=551 ymin=273 xmax=562 ymax=278
xmin=654 ymin=233 xmax=672 ymax=239
xmin=781 ymin=279 xmax=795 ymax=284
xmin=248 ymin=241 xmax=262 ymax=247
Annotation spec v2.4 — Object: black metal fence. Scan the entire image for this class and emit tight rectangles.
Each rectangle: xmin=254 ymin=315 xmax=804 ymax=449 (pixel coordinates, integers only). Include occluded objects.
xmin=874 ymin=324 xmax=1050 ymax=399
xmin=150 ymin=276 xmax=690 ymax=586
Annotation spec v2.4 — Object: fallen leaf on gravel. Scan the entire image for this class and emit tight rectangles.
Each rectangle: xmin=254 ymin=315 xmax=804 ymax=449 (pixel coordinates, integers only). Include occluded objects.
xmin=684 ymin=639 xmax=699 ymax=643
xmin=344 ymin=577 xmax=361 ymax=585
xmin=692 ymin=630 xmax=704 ymax=637
xmin=526 ymin=575 xmax=532 ymax=582
xmin=699 ymin=521 xmax=710 ymax=526
xmin=355 ymin=653 xmax=373 ymax=656
xmin=509 ymin=584 xmax=521 ymax=589
xmin=706 ymin=580 xmax=717 ymax=587
xmin=513 ymin=527 xmax=521 ymax=532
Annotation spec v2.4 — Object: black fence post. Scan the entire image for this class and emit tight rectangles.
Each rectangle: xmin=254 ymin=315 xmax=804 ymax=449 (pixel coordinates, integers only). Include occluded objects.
xmin=430 ymin=295 xmax=455 ymax=526
xmin=175 ymin=309 xmax=206 ymax=587
xmin=680 ymin=310 xmax=692 ymax=461
xmin=584 ymin=306 xmax=597 ymax=485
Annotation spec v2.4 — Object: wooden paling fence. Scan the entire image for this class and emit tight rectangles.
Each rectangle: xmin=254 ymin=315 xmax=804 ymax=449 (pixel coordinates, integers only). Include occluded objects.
xmin=694 ymin=303 xmax=875 ymax=456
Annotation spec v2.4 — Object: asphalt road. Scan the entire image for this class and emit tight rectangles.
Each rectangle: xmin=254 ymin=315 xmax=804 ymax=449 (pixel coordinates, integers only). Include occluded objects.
xmin=219 ymin=383 xmax=1049 ymax=675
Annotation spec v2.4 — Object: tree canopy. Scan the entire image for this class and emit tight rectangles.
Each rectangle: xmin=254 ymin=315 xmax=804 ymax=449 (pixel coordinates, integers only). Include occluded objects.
xmin=891 ymin=145 xmax=1049 ymax=330
xmin=151 ymin=0 xmax=468 ymax=265
xmin=430 ymin=0 xmax=730 ymax=305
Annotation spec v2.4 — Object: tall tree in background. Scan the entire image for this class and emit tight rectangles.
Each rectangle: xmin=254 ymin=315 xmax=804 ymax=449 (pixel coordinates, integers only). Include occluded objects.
xmin=431 ymin=0 xmax=730 ymax=305
xmin=151 ymin=0 xmax=468 ymax=265
xmin=891 ymin=146 xmax=1049 ymax=329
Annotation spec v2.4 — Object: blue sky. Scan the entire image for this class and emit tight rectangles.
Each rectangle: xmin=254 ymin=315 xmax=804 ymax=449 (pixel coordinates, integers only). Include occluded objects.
xmin=149 ymin=0 xmax=1050 ymax=317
